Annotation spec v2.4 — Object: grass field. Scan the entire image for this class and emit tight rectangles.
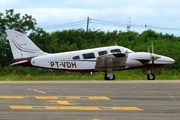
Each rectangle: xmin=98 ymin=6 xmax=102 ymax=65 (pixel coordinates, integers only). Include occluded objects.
xmin=0 ymin=68 xmax=179 ymax=81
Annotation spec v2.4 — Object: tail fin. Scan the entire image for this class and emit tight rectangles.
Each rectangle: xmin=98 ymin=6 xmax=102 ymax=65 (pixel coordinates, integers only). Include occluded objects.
xmin=6 ymin=29 xmax=47 ymax=60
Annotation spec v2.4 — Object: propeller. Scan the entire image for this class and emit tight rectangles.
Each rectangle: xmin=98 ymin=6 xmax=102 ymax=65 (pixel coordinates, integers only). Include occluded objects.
xmin=148 ymin=42 xmax=160 ymax=67
xmin=151 ymin=42 xmax=154 ymax=66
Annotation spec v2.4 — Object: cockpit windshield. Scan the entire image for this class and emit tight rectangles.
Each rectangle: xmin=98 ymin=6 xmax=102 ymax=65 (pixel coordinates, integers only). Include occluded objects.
xmin=120 ymin=46 xmax=134 ymax=53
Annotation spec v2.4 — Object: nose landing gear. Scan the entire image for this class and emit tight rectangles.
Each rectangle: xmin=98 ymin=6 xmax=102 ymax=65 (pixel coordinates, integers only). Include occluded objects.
xmin=147 ymin=70 xmax=155 ymax=80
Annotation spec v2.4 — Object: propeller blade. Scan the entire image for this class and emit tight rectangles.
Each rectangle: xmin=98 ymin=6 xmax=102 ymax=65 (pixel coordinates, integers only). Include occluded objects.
xmin=152 ymin=55 xmax=154 ymax=66
xmin=152 ymin=41 xmax=154 ymax=54
xmin=151 ymin=41 xmax=154 ymax=67
xmin=148 ymin=46 xmax=150 ymax=53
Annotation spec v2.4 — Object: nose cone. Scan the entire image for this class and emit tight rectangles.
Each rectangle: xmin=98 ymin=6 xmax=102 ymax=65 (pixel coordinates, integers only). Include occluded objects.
xmin=169 ymin=57 xmax=175 ymax=64
xmin=156 ymin=56 xmax=175 ymax=65
xmin=166 ymin=57 xmax=175 ymax=64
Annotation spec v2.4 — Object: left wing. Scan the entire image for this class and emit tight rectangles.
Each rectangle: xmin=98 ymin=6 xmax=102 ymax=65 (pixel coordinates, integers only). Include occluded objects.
xmin=95 ymin=52 xmax=127 ymax=72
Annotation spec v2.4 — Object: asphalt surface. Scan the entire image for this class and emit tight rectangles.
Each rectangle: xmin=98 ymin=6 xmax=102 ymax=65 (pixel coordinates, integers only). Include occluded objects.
xmin=0 ymin=80 xmax=180 ymax=120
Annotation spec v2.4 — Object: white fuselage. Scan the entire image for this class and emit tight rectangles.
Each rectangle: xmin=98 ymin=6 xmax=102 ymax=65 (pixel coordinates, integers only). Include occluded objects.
xmin=29 ymin=46 xmax=174 ymax=72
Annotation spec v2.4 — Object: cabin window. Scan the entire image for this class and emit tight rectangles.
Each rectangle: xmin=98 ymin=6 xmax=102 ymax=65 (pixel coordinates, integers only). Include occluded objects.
xmin=73 ymin=55 xmax=80 ymax=60
xmin=83 ymin=53 xmax=95 ymax=59
xmin=98 ymin=50 xmax=108 ymax=56
xmin=110 ymin=49 xmax=121 ymax=53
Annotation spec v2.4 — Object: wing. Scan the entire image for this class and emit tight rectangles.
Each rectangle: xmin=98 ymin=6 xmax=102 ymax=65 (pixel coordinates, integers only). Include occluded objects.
xmin=95 ymin=52 xmax=127 ymax=72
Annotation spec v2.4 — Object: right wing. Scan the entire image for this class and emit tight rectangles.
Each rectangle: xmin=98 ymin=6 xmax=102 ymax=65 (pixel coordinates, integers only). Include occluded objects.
xmin=95 ymin=52 xmax=128 ymax=72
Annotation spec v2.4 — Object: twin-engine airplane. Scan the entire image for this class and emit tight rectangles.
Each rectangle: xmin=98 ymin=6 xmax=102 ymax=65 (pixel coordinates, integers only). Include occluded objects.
xmin=6 ymin=28 xmax=175 ymax=80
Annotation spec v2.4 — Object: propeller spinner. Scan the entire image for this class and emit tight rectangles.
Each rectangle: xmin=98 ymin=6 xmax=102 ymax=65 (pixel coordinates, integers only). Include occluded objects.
xmin=148 ymin=42 xmax=161 ymax=67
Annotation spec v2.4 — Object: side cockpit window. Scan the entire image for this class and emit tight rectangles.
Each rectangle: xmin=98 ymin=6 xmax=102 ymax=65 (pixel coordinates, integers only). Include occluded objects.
xmin=83 ymin=53 xmax=95 ymax=59
xmin=110 ymin=49 xmax=121 ymax=53
xmin=98 ymin=50 xmax=108 ymax=56
xmin=73 ymin=55 xmax=80 ymax=60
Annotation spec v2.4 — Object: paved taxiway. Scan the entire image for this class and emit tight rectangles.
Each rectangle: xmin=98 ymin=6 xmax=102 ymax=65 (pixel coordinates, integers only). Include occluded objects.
xmin=0 ymin=80 xmax=180 ymax=120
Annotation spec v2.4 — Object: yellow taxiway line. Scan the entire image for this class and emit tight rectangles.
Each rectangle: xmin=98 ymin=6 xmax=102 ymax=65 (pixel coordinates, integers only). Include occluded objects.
xmin=10 ymin=105 xmax=143 ymax=110
xmin=33 ymin=89 xmax=46 ymax=94
xmin=0 ymin=96 xmax=111 ymax=100
xmin=0 ymin=96 xmax=24 ymax=99
xmin=27 ymin=89 xmax=46 ymax=94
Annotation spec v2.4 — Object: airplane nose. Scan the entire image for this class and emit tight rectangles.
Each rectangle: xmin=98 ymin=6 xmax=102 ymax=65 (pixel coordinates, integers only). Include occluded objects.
xmin=164 ymin=57 xmax=175 ymax=64
xmin=156 ymin=56 xmax=175 ymax=65
xmin=169 ymin=58 xmax=175 ymax=64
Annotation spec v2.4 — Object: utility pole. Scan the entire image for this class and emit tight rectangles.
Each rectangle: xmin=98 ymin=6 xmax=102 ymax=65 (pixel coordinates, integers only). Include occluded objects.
xmin=127 ymin=17 xmax=131 ymax=32
xmin=87 ymin=17 xmax=89 ymax=32
xmin=86 ymin=17 xmax=91 ymax=32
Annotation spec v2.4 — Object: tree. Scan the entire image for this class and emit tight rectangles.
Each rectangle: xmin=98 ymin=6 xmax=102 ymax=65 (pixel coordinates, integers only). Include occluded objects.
xmin=0 ymin=9 xmax=37 ymax=39
xmin=0 ymin=38 xmax=13 ymax=67
xmin=0 ymin=9 xmax=37 ymax=67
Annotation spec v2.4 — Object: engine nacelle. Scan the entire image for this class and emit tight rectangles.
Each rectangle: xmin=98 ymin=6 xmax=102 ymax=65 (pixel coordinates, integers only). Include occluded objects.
xmin=126 ymin=52 xmax=151 ymax=67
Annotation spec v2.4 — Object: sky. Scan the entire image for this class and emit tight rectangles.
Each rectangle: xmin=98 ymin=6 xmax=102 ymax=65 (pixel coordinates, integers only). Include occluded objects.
xmin=1 ymin=0 xmax=180 ymax=36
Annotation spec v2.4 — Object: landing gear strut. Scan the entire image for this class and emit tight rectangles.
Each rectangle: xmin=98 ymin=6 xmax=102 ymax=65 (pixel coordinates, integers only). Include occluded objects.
xmin=104 ymin=73 xmax=115 ymax=80
xmin=147 ymin=70 xmax=155 ymax=80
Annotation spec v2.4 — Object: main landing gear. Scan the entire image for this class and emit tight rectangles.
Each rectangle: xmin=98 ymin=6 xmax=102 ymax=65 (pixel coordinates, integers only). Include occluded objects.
xmin=104 ymin=73 xmax=115 ymax=80
xmin=104 ymin=68 xmax=115 ymax=80
xmin=147 ymin=70 xmax=155 ymax=80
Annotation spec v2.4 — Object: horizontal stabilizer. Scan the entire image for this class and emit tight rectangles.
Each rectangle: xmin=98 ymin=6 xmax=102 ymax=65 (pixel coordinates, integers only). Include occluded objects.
xmin=11 ymin=60 xmax=28 ymax=66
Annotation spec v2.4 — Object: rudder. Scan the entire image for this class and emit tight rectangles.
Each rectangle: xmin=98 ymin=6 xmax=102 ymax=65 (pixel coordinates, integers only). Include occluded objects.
xmin=6 ymin=29 xmax=47 ymax=60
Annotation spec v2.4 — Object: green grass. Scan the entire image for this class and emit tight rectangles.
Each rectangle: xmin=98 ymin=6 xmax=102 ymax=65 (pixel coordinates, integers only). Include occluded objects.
xmin=0 ymin=69 xmax=179 ymax=81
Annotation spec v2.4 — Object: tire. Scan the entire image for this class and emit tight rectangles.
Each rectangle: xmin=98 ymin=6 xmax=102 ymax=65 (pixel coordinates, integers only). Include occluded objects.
xmin=147 ymin=73 xmax=155 ymax=80
xmin=104 ymin=74 xmax=115 ymax=80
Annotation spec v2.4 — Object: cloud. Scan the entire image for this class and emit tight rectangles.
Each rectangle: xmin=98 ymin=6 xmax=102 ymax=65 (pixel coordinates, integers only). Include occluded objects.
xmin=1 ymin=0 xmax=180 ymax=35
xmin=15 ymin=4 xmax=180 ymax=27
xmin=17 ymin=8 xmax=97 ymax=24
xmin=0 ymin=0 xmax=19 ymax=8
xmin=0 ymin=0 xmax=14 ymax=4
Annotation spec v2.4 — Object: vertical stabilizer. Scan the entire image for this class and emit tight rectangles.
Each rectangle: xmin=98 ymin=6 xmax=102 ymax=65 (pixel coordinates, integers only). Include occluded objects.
xmin=6 ymin=29 xmax=47 ymax=60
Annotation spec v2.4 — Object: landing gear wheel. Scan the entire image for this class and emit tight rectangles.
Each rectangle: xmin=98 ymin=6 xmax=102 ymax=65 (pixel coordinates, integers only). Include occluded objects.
xmin=104 ymin=74 xmax=115 ymax=81
xmin=147 ymin=73 xmax=155 ymax=80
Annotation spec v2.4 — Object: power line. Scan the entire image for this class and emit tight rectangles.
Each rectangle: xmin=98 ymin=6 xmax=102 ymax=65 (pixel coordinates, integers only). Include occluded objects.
xmin=147 ymin=25 xmax=180 ymax=31
xmin=92 ymin=19 xmax=126 ymax=27
xmin=39 ymin=20 xmax=87 ymax=29
xmin=37 ymin=18 xmax=180 ymax=31
xmin=92 ymin=18 xmax=180 ymax=31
